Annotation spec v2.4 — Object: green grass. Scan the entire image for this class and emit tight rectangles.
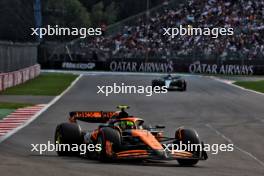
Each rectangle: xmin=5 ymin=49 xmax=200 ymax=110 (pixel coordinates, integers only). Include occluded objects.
xmin=0 ymin=102 xmax=34 ymax=120
xmin=234 ymin=80 xmax=264 ymax=93
xmin=0 ymin=102 xmax=34 ymax=109
xmin=0 ymin=109 xmax=14 ymax=120
xmin=1 ymin=73 xmax=78 ymax=96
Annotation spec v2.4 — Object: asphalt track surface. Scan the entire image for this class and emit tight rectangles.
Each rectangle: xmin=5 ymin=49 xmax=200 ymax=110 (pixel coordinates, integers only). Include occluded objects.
xmin=0 ymin=74 xmax=264 ymax=176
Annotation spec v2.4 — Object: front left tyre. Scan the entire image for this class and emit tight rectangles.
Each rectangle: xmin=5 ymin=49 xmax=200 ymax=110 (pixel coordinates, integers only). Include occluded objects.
xmin=182 ymin=80 xmax=187 ymax=91
xmin=96 ymin=127 xmax=121 ymax=162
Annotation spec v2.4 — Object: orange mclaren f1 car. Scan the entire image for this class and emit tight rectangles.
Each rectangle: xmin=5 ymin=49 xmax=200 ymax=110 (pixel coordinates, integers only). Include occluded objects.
xmin=54 ymin=106 xmax=208 ymax=166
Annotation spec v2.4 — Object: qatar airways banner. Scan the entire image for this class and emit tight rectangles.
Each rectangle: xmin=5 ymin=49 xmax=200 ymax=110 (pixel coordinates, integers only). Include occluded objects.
xmin=189 ymin=61 xmax=254 ymax=75
xmin=109 ymin=60 xmax=174 ymax=73
xmin=108 ymin=59 xmax=257 ymax=75
xmin=41 ymin=57 xmax=264 ymax=75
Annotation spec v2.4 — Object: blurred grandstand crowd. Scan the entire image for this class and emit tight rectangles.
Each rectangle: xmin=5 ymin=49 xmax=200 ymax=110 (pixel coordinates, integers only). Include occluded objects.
xmin=80 ymin=0 xmax=264 ymax=61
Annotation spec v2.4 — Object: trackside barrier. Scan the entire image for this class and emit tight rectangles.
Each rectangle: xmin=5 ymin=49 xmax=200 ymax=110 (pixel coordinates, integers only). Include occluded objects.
xmin=0 ymin=64 xmax=41 ymax=92
xmin=0 ymin=74 xmax=3 ymax=91
xmin=3 ymin=73 xmax=13 ymax=90
xmin=13 ymin=71 xmax=22 ymax=86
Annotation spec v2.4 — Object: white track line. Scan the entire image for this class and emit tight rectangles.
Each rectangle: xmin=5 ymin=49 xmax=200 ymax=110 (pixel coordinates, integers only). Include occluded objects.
xmin=0 ymin=74 xmax=83 ymax=143
xmin=210 ymin=76 xmax=264 ymax=96
xmin=206 ymin=123 xmax=264 ymax=167
xmin=210 ymin=76 xmax=264 ymax=123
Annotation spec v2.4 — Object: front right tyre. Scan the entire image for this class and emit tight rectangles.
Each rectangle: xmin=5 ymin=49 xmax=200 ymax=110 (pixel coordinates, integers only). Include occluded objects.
xmin=175 ymin=128 xmax=200 ymax=166
xmin=54 ymin=123 xmax=82 ymax=156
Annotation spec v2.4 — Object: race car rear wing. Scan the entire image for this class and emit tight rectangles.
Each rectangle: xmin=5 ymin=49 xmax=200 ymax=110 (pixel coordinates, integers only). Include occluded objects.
xmin=69 ymin=111 xmax=115 ymax=123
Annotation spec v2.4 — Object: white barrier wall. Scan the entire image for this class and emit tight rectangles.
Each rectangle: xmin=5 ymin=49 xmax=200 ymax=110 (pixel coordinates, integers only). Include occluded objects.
xmin=0 ymin=74 xmax=3 ymax=91
xmin=0 ymin=64 xmax=40 ymax=91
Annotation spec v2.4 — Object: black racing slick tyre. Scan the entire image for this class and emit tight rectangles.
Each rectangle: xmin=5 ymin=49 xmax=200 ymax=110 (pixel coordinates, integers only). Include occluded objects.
xmin=179 ymin=81 xmax=187 ymax=91
xmin=96 ymin=127 xmax=121 ymax=162
xmin=175 ymin=128 xmax=200 ymax=166
xmin=182 ymin=81 xmax=187 ymax=91
xmin=54 ymin=123 xmax=82 ymax=156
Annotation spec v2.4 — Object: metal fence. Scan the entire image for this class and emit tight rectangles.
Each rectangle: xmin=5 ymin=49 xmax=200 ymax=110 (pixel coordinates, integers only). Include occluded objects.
xmin=0 ymin=41 xmax=38 ymax=73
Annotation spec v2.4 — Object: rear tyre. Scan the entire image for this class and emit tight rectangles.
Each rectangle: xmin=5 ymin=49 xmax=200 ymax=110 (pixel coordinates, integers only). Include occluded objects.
xmin=175 ymin=128 xmax=200 ymax=166
xmin=96 ymin=127 xmax=121 ymax=162
xmin=54 ymin=123 xmax=82 ymax=156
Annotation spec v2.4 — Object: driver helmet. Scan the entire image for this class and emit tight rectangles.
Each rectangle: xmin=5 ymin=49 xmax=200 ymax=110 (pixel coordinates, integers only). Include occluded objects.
xmin=120 ymin=121 xmax=134 ymax=130
xmin=112 ymin=110 xmax=128 ymax=119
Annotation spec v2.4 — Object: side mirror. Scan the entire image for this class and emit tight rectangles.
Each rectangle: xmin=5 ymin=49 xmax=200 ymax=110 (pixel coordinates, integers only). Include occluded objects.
xmin=155 ymin=125 xmax=165 ymax=129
